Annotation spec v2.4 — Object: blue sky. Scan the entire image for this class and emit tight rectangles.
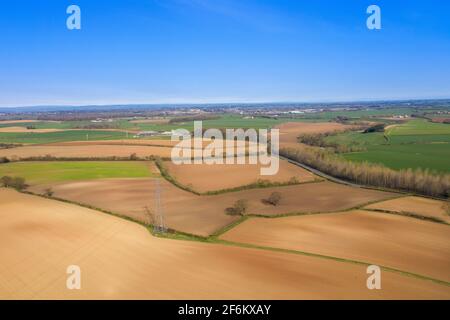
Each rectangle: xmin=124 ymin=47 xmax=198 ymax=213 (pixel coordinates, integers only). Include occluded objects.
xmin=1 ymin=0 xmax=450 ymax=107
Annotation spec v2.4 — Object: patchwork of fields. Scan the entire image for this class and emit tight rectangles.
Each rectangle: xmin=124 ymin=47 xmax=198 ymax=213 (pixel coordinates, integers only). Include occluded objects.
xmin=4 ymin=189 xmax=449 ymax=299
xmin=326 ymin=120 xmax=450 ymax=173
xmin=220 ymin=210 xmax=450 ymax=282
xmin=1 ymin=113 xmax=449 ymax=299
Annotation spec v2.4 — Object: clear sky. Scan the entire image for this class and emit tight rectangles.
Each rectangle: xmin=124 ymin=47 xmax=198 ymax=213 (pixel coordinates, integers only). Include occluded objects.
xmin=1 ymin=0 xmax=450 ymax=107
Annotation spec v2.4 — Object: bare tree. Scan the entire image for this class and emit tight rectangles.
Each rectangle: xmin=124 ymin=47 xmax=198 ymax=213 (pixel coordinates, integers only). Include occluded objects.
xmin=264 ymin=192 xmax=282 ymax=206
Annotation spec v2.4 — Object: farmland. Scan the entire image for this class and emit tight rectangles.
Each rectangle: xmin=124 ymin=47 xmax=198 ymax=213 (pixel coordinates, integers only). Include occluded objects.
xmin=0 ymin=156 xmax=394 ymax=237
xmin=0 ymin=144 xmax=173 ymax=159
xmin=0 ymin=115 xmax=309 ymax=145
xmin=220 ymin=210 xmax=450 ymax=282
xmin=326 ymin=119 xmax=450 ymax=173
xmin=365 ymin=196 xmax=450 ymax=224
xmin=163 ymin=159 xmax=316 ymax=193
xmin=1 ymin=188 xmax=449 ymax=299
xmin=1 ymin=107 xmax=450 ymax=300
xmin=0 ymin=130 xmax=130 ymax=144
xmin=0 ymin=161 xmax=154 ymax=184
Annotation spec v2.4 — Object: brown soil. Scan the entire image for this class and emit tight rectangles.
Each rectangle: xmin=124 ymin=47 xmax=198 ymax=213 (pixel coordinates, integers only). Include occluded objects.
xmin=220 ymin=210 xmax=450 ymax=282
xmin=1 ymin=189 xmax=449 ymax=299
xmin=0 ymin=127 xmax=64 ymax=133
xmin=0 ymin=120 xmax=41 ymax=124
xmin=365 ymin=196 xmax=450 ymax=224
xmin=275 ymin=122 xmax=350 ymax=148
xmin=30 ymin=180 xmax=395 ymax=236
xmin=164 ymin=159 xmax=316 ymax=193
xmin=0 ymin=145 xmax=173 ymax=159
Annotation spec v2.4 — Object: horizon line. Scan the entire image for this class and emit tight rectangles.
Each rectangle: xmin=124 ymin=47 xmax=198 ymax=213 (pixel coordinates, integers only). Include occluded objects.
xmin=2 ymin=97 xmax=450 ymax=110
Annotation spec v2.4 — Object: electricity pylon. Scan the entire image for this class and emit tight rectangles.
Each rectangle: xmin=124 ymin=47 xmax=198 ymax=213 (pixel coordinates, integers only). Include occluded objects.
xmin=154 ymin=179 xmax=166 ymax=233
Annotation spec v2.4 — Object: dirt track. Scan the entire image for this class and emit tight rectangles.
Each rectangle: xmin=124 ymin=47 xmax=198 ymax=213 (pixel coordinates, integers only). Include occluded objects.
xmin=220 ymin=210 xmax=450 ymax=282
xmin=1 ymin=189 xmax=449 ymax=299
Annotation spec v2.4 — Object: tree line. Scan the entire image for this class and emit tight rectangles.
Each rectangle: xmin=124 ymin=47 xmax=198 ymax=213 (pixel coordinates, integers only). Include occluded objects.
xmin=280 ymin=145 xmax=450 ymax=198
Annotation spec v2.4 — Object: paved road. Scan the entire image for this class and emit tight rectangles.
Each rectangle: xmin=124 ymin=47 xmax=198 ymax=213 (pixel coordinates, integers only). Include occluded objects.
xmin=280 ymin=155 xmax=363 ymax=188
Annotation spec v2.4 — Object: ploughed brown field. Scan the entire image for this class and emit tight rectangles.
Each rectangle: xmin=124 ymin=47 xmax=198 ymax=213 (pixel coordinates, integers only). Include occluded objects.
xmin=0 ymin=127 xmax=64 ymax=133
xmin=0 ymin=144 xmax=173 ymax=159
xmin=275 ymin=122 xmax=351 ymax=148
xmin=365 ymin=196 xmax=450 ymax=224
xmin=0 ymin=138 xmax=263 ymax=160
xmin=220 ymin=210 xmax=450 ymax=282
xmin=0 ymin=120 xmax=41 ymax=124
xmin=164 ymin=159 xmax=316 ymax=193
xmin=1 ymin=189 xmax=449 ymax=299
xmin=30 ymin=178 xmax=395 ymax=236
xmin=47 ymin=140 xmax=177 ymax=147
xmin=48 ymin=138 xmax=259 ymax=149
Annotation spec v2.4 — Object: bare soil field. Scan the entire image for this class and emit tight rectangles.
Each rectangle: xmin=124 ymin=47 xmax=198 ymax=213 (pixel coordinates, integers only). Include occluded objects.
xmin=29 ymin=178 xmax=240 ymax=236
xmin=365 ymin=196 xmax=450 ymax=224
xmin=1 ymin=189 xmax=449 ymax=299
xmin=30 ymin=179 xmax=395 ymax=236
xmin=0 ymin=127 xmax=64 ymax=133
xmin=164 ymin=159 xmax=316 ymax=192
xmin=0 ymin=120 xmax=41 ymax=124
xmin=47 ymin=138 xmax=259 ymax=150
xmin=48 ymin=139 xmax=177 ymax=147
xmin=228 ymin=182 xmax=395 ymax=216
xmin=275 ymin=122 xmax=350 ymax=148
xmin=220 ymin=210 xmax=450 ymax=282
xmin=0 ymin=144 xmax=173 ymax=159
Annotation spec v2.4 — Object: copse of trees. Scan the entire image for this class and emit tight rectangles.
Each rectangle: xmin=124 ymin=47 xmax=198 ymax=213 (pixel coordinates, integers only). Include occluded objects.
xmin=0 ymin=176 xmax=28 ymax=191
xmin=263 ymin=192 xmax=282 ymax=206
xmin=280 ymin=146 xmax=450 ymax=198
xmin=297 ymin=130 xmax=366 ymax=153
xmin=0 ymin=143 xmax=21 ymax=149
xmin=363 ymin=123 xmax=385 ymax=133
xmin=225 ymin=199 xmax=248 ymax=216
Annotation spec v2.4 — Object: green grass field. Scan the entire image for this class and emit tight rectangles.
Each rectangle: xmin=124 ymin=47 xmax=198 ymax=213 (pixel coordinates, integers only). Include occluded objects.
xmin=326 ymin=119 xmax=450 ymax=173
xmin=0 ymin=115 xmax=310 ymax=144
xmin=385 ymin=119 xmax=450 ymax=135
xmin=0 ymin=161 xmax=154 ymax=184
